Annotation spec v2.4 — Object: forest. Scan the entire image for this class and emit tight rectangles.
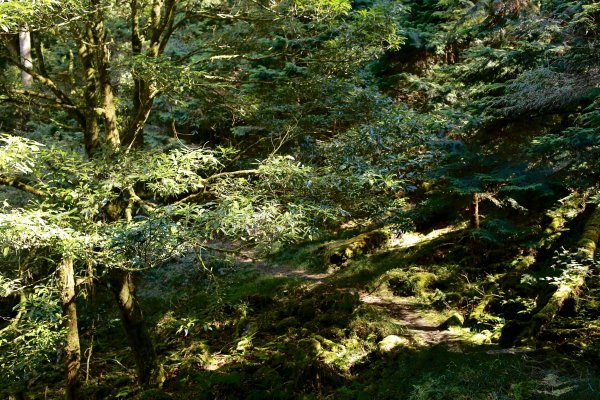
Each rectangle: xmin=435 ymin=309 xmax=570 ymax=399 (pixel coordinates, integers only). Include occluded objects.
xmin=0 ymin=0 xmax=599 ymax=398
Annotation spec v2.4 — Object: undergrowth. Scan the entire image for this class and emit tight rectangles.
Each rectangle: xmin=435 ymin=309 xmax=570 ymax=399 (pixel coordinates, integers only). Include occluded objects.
xmin=7 ymin=227 xmax=600 ymax=399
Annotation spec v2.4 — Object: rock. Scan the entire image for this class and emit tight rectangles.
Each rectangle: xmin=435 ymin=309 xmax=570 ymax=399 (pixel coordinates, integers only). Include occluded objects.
xmin=298 ymin=298 xmax=318 ymax=321
xmin=388 ymin=271 xmax=437 ymax=296
xmin=276 ymin=316 xmax=299 ymax=331
xmin=439 ymin=312 xmax=464 ymax=330
xmin=318 ymin=229 xmax=391 ymax=267
xmin=378 ymin=335 xmax=409 ymax=353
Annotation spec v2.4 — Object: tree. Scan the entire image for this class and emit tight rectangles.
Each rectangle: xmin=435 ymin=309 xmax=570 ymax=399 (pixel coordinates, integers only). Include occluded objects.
xmin=0 ymin=134 xmax=338 ymax=396
xmin=17 ymin=25 xmax=32 ymax=87
xmin=0 ymin=2 xmax=408 ymax=396
xmin=0 ymin=0 xmax=404 ymax=153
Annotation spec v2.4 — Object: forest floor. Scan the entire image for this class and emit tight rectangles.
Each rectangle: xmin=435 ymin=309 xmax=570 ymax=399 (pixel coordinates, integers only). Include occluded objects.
xmin=255 ymin=260 xmax=461 ymax=347
xmin=359 ymin=293 xmax=460 ymax=347
xmin=33 ymin=224 xmax=599 ymax=399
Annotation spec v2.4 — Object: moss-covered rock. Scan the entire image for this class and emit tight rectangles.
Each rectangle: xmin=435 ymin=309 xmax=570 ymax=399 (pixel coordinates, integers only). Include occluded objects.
xmin=276 ymin=316 xmax=299 ymax=332
xmin=318 ymin=229 xmax=391 ymax=268
xmin=298 ymin=298 xmax=318 ymax=321
xmin=332 ymin=291 xmax=360 ymax=313
xmin=378 ymin=335 xmax=409 ymax=353
xmin=388 ymin=271 xmax=437 ymax=296
xmin=439 ymin=312 xmax=464 ymax=330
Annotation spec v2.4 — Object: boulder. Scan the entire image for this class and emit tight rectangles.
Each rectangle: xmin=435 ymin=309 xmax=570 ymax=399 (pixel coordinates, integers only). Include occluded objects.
xmin=439 ymin=312 xmax=464 ymax=330
xmin=378 ymin=335 xmax=409 ymax=353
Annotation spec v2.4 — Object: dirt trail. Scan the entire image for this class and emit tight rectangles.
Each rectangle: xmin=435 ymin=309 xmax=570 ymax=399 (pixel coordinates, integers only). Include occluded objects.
xmin=360 ymin=292 xmax=461 ymax=347
xmin=255 ymin=263 xmax=329 ymax=283
xmin=256 ymin=262 xmax=461 ymax=347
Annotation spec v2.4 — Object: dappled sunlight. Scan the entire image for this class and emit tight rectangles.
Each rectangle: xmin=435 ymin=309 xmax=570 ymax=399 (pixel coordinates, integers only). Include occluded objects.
xmin=391 ymin=221 xmax=470 ymax=249
xmin=0 ymin=0 xmax=599 ymax=397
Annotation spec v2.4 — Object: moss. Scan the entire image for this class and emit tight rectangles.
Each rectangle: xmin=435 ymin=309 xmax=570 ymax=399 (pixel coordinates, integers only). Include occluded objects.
xmin=252 ymin=366 xmax=280 ymax=384
xmin=438 ymin=312 xmax=464 ymax=330
xmin=500 ymin=216 xmax=596 ymax=346
xmin=294 ymin=337 xmax=323 ymax=367
xmin=348 ymin=304 xmax=406 ymax=341
xmin=298 ymin=298 xmax=318 ymax=321
xmin=378 ymin=335 xmax=410 ymax=353
xmin=276 ymin=316 xmax=299 ymax=332
xmin=283 ymin=287 xmax=360 ymax=327
xmin=317 ymin=229 xmax=391 ymax=268
xmin=468 ymin=294 xmax=492 ymax=325
xmin=577 ymin=206 xmax=600 ymax=258
xmin=544 ymin=190 xmax=588 ymax=237
xmin=137 ymin=388 xmax=173 ymax=399
xmin=332 ymin=291 xmax=360 ymax=313
xmin=387 ymin=270 xmax=437 ymax=297
xmin=512 ymin=255 xmax=536 ymax=274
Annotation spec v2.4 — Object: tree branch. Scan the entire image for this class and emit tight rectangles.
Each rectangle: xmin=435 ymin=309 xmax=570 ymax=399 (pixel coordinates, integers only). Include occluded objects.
xmin=6 ymin=89 xmax=81 ymax=111
xmin=204 ymin=168 xmax=259 ymax=183
xmin=174 ymin=169 xmax=258 ymax=204
xmin=0 ymin=175 xmax=46 ymax=196
xmin=5 ymin=58 xmax=79 ymax=112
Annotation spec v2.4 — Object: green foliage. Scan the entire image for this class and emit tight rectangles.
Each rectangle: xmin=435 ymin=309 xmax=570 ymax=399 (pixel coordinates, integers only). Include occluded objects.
xmin=0 ymin=285 xmax=64 ymax=383
xmin=1 ymin=0 xmax=600 ymax=396
xmin=0 ymin=133 xmax=342 ymax=386
xmin=0 ymin=0 xmax=78 ymax=31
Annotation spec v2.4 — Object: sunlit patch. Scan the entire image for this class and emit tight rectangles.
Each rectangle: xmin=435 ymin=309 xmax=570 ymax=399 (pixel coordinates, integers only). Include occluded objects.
xmin=392 ymin=222 xmax=468 ymax=248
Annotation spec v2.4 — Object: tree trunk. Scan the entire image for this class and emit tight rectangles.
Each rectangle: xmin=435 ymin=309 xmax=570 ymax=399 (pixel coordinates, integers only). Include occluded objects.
xmin=121 ymin=0 xmax=179 ymax=150
xmin=76 ymin=30 xmax=101 ymax=155
xmin=470 ymin=193 xmax=480 ymax=229
xmin=123 ymin=95 xmax=154 ymax=149
xmin=88 ymin=6 xmax=120 ymax=151
xmin=500 ymin=205 xmax=600 ymax=346
xmin=109 ymin=269 xmax=159 ymax=386
xmin=123 ymin=0 xmax=147 ymax=150
xmin=18 ymin=25 xmax=33 ymax=87
xmin=57 ymin=257 xmax=81 ymax=400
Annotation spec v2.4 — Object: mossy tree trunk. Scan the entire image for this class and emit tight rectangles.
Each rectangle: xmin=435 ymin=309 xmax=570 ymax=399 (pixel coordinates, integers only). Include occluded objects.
xmin=121 ymin=0 xmax=177 ymax=149
xmin=57 ymin=257 xmax=81 ymax=400
xmin=530 ymin=206 xmax=600 ymax=324
xmin=500 ymin=205 xmax=600 ymax=346
xmin=75 ymin=23 xmax=101 ymax=155
xmin=109 ymin=269 xmax=158 ymax=386
xmin=577 ymin=206 xmax=600 ymax=258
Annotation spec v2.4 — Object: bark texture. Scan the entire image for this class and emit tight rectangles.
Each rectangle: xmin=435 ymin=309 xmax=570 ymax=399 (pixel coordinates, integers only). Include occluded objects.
xmin=18 ymin=26 xmax=33 ymax=87
xmin=109 ymin=270 xmax=159 ymax=385
xmin=57 ymin=257 xmax=81 ymax=400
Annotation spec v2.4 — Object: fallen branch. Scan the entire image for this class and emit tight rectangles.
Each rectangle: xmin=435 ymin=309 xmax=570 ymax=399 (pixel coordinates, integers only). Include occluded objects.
xmin=0 ymin=175 xmax=46 ymax=196
xmin=500 ymin=205 xmax=600 ymax=346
